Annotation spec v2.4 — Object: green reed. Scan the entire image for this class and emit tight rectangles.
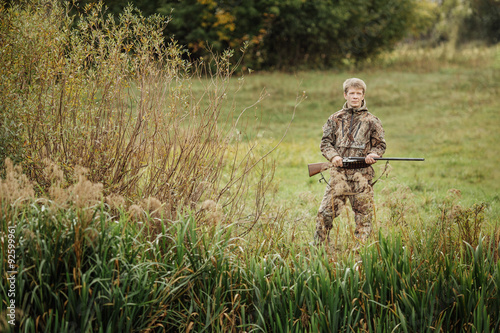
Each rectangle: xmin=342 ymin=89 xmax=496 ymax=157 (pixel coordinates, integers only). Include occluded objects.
xmin=1 ymin=200 xmax=499 ymax=332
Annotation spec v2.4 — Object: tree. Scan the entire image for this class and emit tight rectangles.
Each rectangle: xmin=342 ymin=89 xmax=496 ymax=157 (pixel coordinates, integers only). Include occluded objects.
xmin=84 ymin=0 xmax=427 ymax=70
xmin=261 ymin=0 xmax=416 ymax=69
xmin=464 ymin=0 xmax=500 ymax=44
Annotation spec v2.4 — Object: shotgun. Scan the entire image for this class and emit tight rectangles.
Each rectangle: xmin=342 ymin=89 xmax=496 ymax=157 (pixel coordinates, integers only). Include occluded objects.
xmin=308 ymin=157 xmax=425 ymax=177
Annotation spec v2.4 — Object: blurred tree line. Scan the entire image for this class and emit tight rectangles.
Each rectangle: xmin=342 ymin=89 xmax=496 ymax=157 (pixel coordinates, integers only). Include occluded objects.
xmin=74 ymin=0 xmax=499 ymax=69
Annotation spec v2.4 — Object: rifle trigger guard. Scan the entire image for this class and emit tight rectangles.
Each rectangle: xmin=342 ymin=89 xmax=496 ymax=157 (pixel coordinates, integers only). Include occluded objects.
xmin=319 ymin=172 xmax=327 ymax=184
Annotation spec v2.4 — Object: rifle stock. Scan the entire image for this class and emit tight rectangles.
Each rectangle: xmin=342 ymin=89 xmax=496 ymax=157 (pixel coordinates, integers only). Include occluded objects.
xmin=308 ymin=157 xmax=424 ymax=177
xmin=308 ymin=162 xmax=331 ymax=177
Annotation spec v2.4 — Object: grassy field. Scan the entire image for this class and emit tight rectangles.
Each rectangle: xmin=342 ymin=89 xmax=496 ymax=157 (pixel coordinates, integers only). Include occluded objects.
xmin=221 ymin=48 xmax=500 ymax=246
xmin=2 ymin=44 xmax=500 ymax=332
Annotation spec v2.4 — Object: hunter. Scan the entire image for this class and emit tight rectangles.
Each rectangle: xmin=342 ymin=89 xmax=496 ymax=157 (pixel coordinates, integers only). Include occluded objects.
xmin=314 ymin=78 xmax=386 ymax=246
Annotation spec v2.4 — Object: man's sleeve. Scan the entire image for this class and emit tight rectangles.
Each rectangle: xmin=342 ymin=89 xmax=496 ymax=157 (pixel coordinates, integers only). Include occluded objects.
xmin=369 ymin=117 xmax=386 ymax=157
xmin=320 ymin=117 xmax=340 ymax=161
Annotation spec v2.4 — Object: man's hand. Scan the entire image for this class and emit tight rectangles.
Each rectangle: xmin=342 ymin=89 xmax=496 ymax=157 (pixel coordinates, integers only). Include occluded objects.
xmin=332 ymin=155 xmax=343 ymax=167
xmin=365 ymin=153 xmax=380 ymax=165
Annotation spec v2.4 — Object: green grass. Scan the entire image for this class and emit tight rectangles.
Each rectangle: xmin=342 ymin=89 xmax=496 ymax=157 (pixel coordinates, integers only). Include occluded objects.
xmin=2 ymin=1 xmax=500 ymax=331
xmin=1 ymin=203 xmax=499 ymax=332
xmin=221 ymin=51 xmax=500 ymax=241
xmin=2 ymin=45 xmax=500 ymax=332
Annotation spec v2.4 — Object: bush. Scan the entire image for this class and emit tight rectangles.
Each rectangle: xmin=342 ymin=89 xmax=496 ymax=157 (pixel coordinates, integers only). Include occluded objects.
xmin=160 ymin=0 xmax=422 ymax=70
xmin=0 ymin=0 xmax=295 ymax=225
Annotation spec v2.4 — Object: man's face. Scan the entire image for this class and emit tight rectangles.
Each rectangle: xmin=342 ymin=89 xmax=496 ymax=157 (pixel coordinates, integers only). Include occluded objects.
xmin=344 ymin=87 xmax=365 ymax=108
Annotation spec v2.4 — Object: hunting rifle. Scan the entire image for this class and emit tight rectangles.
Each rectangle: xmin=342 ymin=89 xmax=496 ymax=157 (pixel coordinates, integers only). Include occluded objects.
xmin=308 ymin=157 xmax=425 ymax=177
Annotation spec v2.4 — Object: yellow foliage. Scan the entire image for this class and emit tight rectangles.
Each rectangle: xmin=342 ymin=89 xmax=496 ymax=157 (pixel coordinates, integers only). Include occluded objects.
xmin=407 ymin=0 xmax=439 ymax=37
xmin=198 ymin=0 xmax=216 ymax=7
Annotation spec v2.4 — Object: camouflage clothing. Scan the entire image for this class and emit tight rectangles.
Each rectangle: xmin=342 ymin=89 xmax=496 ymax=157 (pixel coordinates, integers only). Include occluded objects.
xmin=314 ymin=100 xmax=386 ymax=243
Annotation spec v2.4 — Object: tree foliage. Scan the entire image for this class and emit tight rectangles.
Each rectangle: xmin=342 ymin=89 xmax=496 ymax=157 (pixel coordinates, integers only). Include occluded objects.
xmin=83 ymin=0 xmax=420 ymax=70
xmin=76 ymin=0 xmax=500 ymax=69
xmin=464 ymin=0 xmax=500 ymax=44
xmin=263 ymin=0 xmax=417 ymax=69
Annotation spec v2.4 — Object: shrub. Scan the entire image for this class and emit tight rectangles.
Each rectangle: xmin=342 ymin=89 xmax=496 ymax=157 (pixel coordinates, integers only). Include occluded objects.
xmin=0 ymin=0 xmax=297 ymax=226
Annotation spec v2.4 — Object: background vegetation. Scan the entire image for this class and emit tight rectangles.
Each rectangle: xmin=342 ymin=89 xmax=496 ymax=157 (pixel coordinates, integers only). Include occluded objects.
xmin=77 ymin=0 xmax=500 ymax=70
xmin=1 ymin=0 xmax=499 ymax=332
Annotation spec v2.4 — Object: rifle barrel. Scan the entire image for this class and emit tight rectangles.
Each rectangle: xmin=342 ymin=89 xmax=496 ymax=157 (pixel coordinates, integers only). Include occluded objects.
xmin=347 ymin=157 xmax=425 ymax=161
xmin=308 ymin=157 xmax=424 ymax=177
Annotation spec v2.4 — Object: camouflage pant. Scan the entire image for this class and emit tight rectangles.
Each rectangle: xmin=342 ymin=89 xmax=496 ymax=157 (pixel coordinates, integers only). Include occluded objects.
xmin=314 ymin=170 xmax=374 ymax=244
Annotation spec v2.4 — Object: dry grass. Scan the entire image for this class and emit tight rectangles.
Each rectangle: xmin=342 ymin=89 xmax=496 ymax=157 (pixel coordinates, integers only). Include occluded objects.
xmin=0 ymin=0 xmax=302 ymax=233
xmin=0 ymin=2 xmax=499 ymax=331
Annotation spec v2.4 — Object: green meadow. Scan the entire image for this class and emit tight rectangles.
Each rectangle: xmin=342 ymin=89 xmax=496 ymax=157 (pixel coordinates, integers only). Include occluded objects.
xmin=226 ymin=48 xmax=500 ymax=244
xmin=1 ymin=0 xmax=499 ymax=329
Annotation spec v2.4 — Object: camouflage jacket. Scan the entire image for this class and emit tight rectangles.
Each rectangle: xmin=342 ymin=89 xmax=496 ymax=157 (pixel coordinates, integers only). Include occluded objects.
xmin=320 ymin=100 xmax=386 ymax=179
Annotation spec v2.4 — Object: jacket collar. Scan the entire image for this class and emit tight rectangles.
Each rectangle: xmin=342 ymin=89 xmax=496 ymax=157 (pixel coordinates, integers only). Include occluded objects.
xmin=343 ymin=99 xmax=368 ymax=113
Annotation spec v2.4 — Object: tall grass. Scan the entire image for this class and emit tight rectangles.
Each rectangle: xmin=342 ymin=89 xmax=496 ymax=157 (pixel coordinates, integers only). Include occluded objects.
xmin=1 ymin=0 xmax=500 ymax=332
xmin=0 ymin=0 xmax=298 ymax=228
xmin=374 ymin=43 xmax=500 ymax=73
xmin=1 ymin=197 xmax=499 ymax=332
xmin=1 ymin=159 xmax=499 ymax=332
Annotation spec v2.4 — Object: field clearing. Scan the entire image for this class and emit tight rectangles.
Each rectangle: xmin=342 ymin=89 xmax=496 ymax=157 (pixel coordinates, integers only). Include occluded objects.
xmin=2 ymin=0 xmax=500 ymax=329
xmin=221 ymin=56 xmax=500 ymax=244
xmin=2 ymin=39 xmax=500 ymax=331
